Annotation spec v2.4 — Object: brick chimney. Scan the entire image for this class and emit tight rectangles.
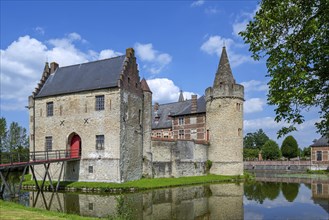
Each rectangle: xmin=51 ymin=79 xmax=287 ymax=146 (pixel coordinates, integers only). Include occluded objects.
xmin=154 ymin=102 xmax=159 ymax=111
xmin=50 ymin=62 xmax=59 ymax=74
xmin=191 ymin=95 xmax=197 ymax=113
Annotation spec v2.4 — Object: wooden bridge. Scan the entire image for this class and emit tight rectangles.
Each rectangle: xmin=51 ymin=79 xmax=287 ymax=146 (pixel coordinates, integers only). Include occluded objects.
xmin=0 ymin=149 xmax=80 ymax=197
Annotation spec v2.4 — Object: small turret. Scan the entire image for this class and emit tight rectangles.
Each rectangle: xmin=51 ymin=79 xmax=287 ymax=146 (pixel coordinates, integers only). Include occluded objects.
xmin=178 ymin=90 xmax=184 ymax=102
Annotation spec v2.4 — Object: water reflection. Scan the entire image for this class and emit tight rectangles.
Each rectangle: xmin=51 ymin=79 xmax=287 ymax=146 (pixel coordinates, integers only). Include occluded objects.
xmin=30 ymin=183 xmax=244 ymax=219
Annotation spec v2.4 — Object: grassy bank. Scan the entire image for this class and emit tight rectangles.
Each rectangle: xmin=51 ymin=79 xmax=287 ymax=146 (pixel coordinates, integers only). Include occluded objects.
xmin=0 ymin=200 xmax=98 ymax=220
xmin=23 ymin=174 xmax=249 ymax=193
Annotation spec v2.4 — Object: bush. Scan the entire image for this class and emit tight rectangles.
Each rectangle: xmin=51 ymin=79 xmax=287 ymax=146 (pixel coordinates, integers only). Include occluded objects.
xmin=281 ymin=136 xmax=298 ymax=159
xmin=262 ymin=140 xmax=281 ymax=160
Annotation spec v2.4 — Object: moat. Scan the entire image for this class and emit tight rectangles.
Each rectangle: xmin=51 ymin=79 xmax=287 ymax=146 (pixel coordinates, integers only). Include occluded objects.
xmin=2 ymin=173 xmax=329 ymax=219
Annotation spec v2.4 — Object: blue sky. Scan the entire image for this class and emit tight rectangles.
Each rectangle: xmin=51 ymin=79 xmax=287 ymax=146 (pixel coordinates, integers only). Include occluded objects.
xmin=0 ymin=0 xmax=319 ymax=148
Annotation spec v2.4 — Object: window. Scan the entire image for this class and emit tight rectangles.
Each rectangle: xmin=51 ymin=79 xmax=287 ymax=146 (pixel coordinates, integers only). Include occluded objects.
xmin=156 ymin=132 xmax=161 ymax=138
xmin=178 ymin=117 xmax=184 ymax=125
xmin=45 ymin=136 xmax=52 ymax=151
xmin=88 ymin=166 xmax=93 ymax=173
xmin=96 ymin=135 xmax=104 ymax=150
xmin=95 ymin=95 xmax=104 ymax=111
xmin=88 ymin=203 xmax=94 ymax=211
xmin=238 ymin=128 xmax=242 ymax=136
xmin=317 ymin=183 xmax=322 ymax=194
xmin=46 ymin=102 xmax=53 ymax=117
xmin=317 ymin=151 xmax=322 ymax=161
xmin=179 ymin=130 xmax=184 ymax=139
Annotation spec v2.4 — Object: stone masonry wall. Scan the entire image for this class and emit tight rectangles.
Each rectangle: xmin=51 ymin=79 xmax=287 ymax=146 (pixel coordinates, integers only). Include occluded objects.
xmin=31 ymin=88 xmax=122 ymax=182
xmin=205 ymin=84 xmax=244 ymax=175
xmin=151 ymin=140 xmax=208 ymax=178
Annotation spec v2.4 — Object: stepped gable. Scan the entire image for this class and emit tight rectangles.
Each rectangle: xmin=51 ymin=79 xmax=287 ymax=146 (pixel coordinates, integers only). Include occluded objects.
xmin=213 ymin=46 xmax=236 ymax=87
xmin=35 ymin=55 xmax=126 ymax=98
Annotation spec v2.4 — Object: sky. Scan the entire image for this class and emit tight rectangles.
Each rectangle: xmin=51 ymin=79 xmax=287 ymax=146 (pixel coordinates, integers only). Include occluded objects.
xmin=0 ymin=0 xmax=320 ymax=148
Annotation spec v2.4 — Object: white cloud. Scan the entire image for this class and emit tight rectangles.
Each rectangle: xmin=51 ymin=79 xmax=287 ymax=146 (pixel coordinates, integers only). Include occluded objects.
xmin=205 ymin=6 xmax=220 ymax=15
xmin=200 ymin=35 xmax=252 ymax=67
xmin=147 ymin=78 xmax=198 ymax=104
xmin=191 ymin=0 xmax=205 ymax=7
xmin=99 ymin=50 xmax=123 ymax=60
xmin=244 ymin=98 xmax=265 ymax=113
xmin=241 ymin=80 xmax=268 ymax=93
xmin=0 ymin=34 xmax=122 ymax=111
xmin=232 ymin=5 xmax=260 ymax=37
xmin=135 ymin=43 xmax=172 ymax=74
xmin=35 ymin=26 xmax=45 ymax=35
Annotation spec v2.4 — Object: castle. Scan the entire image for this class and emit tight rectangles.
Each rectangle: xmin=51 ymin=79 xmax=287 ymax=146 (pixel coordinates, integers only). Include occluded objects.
xmin=28 ymin=47 xmax=244 ymax=182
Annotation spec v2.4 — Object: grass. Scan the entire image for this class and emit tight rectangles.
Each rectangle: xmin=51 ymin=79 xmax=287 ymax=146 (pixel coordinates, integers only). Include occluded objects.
xmin=0 ymin=200 xmax=98 ymax=220
xmin=23 ymin=174 xmax=245 ymax=193
xmin=306 ymin=169 xmax=329 ymax=175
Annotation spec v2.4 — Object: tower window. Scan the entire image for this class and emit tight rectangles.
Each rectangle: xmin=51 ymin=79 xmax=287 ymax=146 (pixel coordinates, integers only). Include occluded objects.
xmin=46 ymin=102 xmax=53 ymax=117
xmin=238 ymin=128 xmax=242 ymax=137
xmin=95 ymin=95 xmax=105 ymax=111
xmin=88 ymin=166 xmax=93 ymax=173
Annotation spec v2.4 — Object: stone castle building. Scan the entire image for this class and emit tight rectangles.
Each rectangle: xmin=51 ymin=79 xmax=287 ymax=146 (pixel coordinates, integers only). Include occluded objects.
xmin=29 ymin=47 xmax=244 ymax=182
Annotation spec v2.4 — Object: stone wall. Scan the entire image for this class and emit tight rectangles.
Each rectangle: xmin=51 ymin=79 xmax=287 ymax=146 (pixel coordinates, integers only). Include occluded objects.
xmin=31 ymin=88 xmax=122 ymax=182
xmin=205 ymin=84 xmax=244 ymax=176
xmin=151 ymin=139 xmax=208 ymax=178
xmin=142 ymin=90 xmax=153 ymax=178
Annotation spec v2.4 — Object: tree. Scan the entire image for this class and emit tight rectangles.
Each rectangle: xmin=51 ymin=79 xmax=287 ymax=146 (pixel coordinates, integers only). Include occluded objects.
xmin=240 ymin=0 xmax=329 ymax=137
xmin=0 ymin=117 xmax=7 ymax=163
xmin=243 ymin=148 xmax=259 ymax=160
xmin=7 ymin=122 xmax=28 ymax=152
xmin=261 ymin=139 xmax=281 ymax=160
xmin=244 ymin=129 xmax=269 ymax=149
xmin=302 ymin=146 xmax=311 ymax=158
xmin=281 ymin=135 xmax=299 ymax=159
xmin=282 ymin=183 xmax=300 ymax=202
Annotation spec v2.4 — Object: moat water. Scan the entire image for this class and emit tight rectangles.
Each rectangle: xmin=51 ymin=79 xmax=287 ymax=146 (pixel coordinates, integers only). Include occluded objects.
xmin=2 ymin=172 xmax=329 ymax=220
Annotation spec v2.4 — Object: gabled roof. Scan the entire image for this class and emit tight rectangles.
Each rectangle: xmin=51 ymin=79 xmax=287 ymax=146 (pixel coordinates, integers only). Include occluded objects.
xmin=140 ymin=78 xmax=152 ymax=93
xmin=311 ymin=136 xmax=329 ymax=147
xmin=151 ymin=96 xmax=206 ymax=129
xmin=36 ymin=55 xmax=126 ymax=98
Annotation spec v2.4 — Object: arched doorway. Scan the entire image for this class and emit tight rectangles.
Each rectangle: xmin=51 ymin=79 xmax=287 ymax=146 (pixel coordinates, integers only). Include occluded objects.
xmin=70 ymin=134 xmax=81 ymax=158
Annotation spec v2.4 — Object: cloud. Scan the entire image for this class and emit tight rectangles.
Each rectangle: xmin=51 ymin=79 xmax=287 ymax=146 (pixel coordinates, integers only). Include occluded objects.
xmin=0 ymin=34 xmax=122 ymax=111
xmin=99 ymin=50 xmax=123 ymax=60
xmin=147 ymin=78 xmax=198 ymax=104
xmin=35 ymin=26 xmax=45 ymax=35
xmin=205 ymin=6 xmax=220 ymax=15
xmin=191 ymin=0 xmax=205 ymax=7
xmin=232 ymin=5 xmax=260 ymax=37
xmin=241 ymin=80 xmax=268 ymax=93
xmin=134 ymin=43 xmax=172 ymax=74
xmin=200 ymin=35 xmax=252 ymax=67
xmin=244 ymin=98 xmax=265 ymax=113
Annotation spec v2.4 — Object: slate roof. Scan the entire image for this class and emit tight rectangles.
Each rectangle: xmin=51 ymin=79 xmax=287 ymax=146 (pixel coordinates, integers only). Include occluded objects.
xmin=152 ymin=96 xmax=206 ymax=129
xmin=36 ymin=55 xmax=126 ymax=98
xmin=213 ymin=46 xmax=236 ymax=88
xmin=311 ymin=136 xmax=329 ymax=147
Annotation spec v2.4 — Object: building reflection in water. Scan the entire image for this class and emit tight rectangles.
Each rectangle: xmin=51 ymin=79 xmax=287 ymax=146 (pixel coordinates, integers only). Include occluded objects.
xmin=29 ymin=183 xmax=244 ymax=219
xmin=312 ymin=182 xmax=329 ymax=213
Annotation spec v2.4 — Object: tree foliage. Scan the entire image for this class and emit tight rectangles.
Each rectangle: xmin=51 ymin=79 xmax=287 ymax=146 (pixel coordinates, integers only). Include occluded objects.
xmin=0 ymin=118 xmax=28 ymax=153
xmin=262 ymin=139 xmax=281 ymax=160
xmin=281 ymin=135 xmax=299 ymax=159
xmin=243 ymin=148 xmax=259 ymax=160
xmin=302 ymin=146 xmax=311 ymax=157
xmin=282 ymin=183 xmax=300 ymax=202
xmin=244 ymin=129 xmax=269 ymax=149
xmin=240 ymin=0 xmax=329 ymax=137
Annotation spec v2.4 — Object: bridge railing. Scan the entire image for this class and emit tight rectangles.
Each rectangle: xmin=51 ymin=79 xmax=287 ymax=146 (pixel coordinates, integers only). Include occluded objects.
xmin=0 ymin=148 xmax=80 ymax=165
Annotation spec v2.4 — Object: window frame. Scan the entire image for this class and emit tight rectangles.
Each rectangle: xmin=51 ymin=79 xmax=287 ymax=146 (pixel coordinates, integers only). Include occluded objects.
xmin=46 ymin=102 xmax=54 ymax=117
xmin=316 ymin=151 xmax=322 ymax=161
xmin=179 ymin=129 xmax=184 ymax=139
xmin=178 ymin=117 xmax=184 ymax=125
xmin=45 ymin=136 xmax=52 ymax=151
xmin=95 ymin=95 xmax=105 ymax=111
xmin=96 ymin=135 xmax=105 ymax=150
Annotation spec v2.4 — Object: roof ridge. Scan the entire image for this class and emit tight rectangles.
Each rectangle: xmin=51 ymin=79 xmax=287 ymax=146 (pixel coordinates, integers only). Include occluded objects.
xmin=58 ymin=55 xmax=126 ymax=69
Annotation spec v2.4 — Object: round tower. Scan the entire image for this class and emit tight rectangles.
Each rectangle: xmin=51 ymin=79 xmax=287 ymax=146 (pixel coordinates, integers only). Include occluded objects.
xmin=205 ymin=47 xmax=244 ymax=175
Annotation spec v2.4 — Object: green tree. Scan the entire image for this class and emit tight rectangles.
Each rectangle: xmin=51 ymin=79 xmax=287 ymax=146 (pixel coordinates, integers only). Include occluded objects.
xmin=0 ymin=117 xmax=7 ymax=163
xmin=302 ymin=146 xmax=311 ymax=157
xmin=7 ymin=122 xmax=28 ymax=152
xmin=261 ymin=139 xmax=281 ymax=160
xmin=281 ymin=135 xmax=299 ymax=159
xmin=244 ymin=129 xmax=269 ymax=149
xmin=240 ymin=0 xmax=329 ymax=137
xmin=243 ymin=148 xmax=259 ymax=160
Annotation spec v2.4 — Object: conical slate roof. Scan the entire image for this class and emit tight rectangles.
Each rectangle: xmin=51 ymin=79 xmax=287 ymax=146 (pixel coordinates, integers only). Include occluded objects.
xmin=178 ymin=90 xmax=184 ymax=102
xmin=213 ymin=47 xmax=235 ymax=87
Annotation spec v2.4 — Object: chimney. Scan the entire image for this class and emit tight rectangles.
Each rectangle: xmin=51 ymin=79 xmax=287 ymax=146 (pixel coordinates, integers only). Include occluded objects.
xmin=191 ymin=95 xmax=197 ymax=113
xmin=126 ymin=48 xmax=135 ymax=58
xmin=50 ymin=62 xmax=59 ymax=74
xmin=154 ymin=102 xmax=159 ymax=111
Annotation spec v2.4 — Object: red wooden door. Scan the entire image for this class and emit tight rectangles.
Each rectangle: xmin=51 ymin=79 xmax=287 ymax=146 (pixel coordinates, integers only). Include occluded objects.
xmin=70 ymin=135 xmax=81 ymax=158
